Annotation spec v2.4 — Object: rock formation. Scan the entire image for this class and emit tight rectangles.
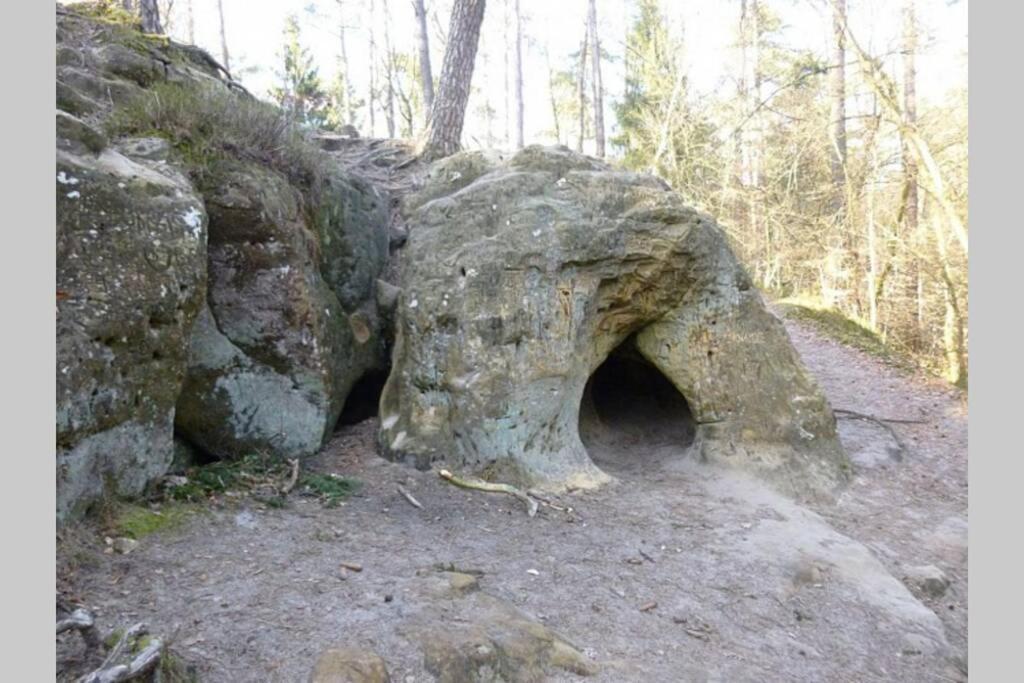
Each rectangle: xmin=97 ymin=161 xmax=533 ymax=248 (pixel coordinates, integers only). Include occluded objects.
xmin=380 ymin=146 xmax=849 ymax=497
xmin=55 ymin=7 xmax=388 ymax=520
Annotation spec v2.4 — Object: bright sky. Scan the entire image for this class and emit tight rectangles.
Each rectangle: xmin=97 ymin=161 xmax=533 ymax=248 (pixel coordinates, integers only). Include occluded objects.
xmin=99 ymin=1 xmax=969 ymax=153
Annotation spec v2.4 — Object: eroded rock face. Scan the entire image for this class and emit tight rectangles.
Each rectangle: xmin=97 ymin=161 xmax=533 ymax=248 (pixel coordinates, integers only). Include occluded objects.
xmin=174 ymin=161 xmax=389 ymax=460
xmin=56 ymin=125 xmax=207 ymax=521
xmin=380 ymin=146 xmax=848 ymax=497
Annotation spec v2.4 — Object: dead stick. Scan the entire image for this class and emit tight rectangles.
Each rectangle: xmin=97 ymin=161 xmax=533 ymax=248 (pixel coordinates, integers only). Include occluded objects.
xmin=438 ymin=469 xmax=538 ymax=517
xmin=397 ymin=484 xmax=424 ymax=509
xmin=834 ymin=408 xmax=926 ymax=425
xmin=834 ymin=409 xmax=909 ymax=458
xmin=280 ymin=458 xmax=300 ymax=495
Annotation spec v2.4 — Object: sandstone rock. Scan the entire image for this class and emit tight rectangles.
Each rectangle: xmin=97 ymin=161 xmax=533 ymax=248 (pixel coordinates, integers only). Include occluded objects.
xmin=56 ymin=125 xmax=207 ymax=521
xmin=174 ymin=160 xmax=388 ymax=461
xmin=309 ymin=647 xmax=391 ymax=683
xmin=902 ymin=564 xmax=951 ymax=598
xmin=380 ymin=145 xmax=848 ymax=497
xmin=409 ymin=592 xmax=597 ymax=683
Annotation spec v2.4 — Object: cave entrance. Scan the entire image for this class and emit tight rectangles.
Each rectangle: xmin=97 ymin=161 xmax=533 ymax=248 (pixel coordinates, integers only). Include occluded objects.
xmin=578 ymin=338 xmax=696 ymax=469
xmin=336 ymin=368 xmax=390 ymax=428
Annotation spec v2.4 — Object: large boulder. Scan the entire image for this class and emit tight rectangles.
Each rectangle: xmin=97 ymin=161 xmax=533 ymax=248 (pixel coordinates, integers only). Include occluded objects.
xmin=56 ymin=122 xmax=207 ymax=521
xmin=379 ymin=146 xmax=849 ymax=497
xmin=174 ymin=161 xmax=389 ymax=460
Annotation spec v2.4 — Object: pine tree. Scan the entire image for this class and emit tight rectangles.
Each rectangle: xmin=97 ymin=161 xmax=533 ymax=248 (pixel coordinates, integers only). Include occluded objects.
xmin=270 ymin=15 xmax=330 ymax=128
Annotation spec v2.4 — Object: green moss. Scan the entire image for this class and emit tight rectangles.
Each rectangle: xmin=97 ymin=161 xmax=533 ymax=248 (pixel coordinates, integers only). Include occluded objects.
xmin=775 ymin=300 xmax=914 ymax=371
xmin=66 ymin=1 xmax=139 ymax=28
xmin=299 ymin=473 xmax=360 ymax=507
xmin=112 ymin=503 xmax=196 ymax=539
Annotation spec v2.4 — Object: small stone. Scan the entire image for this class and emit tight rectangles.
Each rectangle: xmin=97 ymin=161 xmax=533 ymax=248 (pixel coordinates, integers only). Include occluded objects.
xmin=111 ymin=537 xmax=138 ymax=554
xmin=309 ymin=647 xmax=391 ymax=683
xmin=902 ymin=564 xmax=951 ymax=598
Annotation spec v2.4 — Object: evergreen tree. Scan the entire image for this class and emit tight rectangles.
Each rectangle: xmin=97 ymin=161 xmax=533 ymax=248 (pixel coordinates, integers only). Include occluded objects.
xmin=270 ymin=15 xmax=329 ymax=128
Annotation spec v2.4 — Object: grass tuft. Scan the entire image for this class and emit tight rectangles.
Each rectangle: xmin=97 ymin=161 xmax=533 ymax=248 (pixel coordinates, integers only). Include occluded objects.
xmin=104 ymin=81 xmax=329 ymax=202
xmin=299 ymin=473 xmax=361 ymax=507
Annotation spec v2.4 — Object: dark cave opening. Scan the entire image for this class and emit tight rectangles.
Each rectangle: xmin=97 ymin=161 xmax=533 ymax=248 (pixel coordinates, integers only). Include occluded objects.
xmin=579 ymin=340 xmax=696 ymax=464
xmin=336 ymin=369 xmax=390 ymax=428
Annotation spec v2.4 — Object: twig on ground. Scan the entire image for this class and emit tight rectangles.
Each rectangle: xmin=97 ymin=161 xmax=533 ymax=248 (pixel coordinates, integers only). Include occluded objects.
xmin=397 ymin=484 xmax=424 ymax=509
xmin=78 ymin=623 xmax=163 ymax=683
xmin=438 ymin=469 xmax=538 ymax=517
xmin=834 ymin=408 xmax=927 ymax=425
xmin=834 ymin=409 xmax=911 ymax=458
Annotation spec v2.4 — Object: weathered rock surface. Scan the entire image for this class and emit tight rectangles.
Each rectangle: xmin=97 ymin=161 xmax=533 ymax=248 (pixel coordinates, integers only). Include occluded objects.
xmin=380 ymin=146 xmax=849 ymax=497
xmin=56 ymin=6 xmax=390 ymax=518
xmin=309 ymin=646 xmax=391 ymax=683
xmin=405 ymin=572 xmax=597 ymax=683
xmin=174 ymin=161 xmax=389 ymax=460
xmin=56 ymin=123 xmax=207 ymax=521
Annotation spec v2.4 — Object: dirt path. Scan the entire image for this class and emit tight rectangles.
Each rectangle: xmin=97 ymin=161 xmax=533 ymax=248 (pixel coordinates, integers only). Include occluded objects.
xmin=57 ymin=318 xmax=968 ymax=682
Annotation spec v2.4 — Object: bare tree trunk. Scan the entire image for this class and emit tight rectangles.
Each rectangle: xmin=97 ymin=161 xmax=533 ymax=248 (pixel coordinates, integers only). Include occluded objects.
xmin=829 ymin=0 xmax=847 ymax=204
xmin=503 ymin=0 xmax=511 ymax=147
xmin=587 ymin=0 xmax=605 ymax=158
xmin=420 ymin=0 xmax=488 ymax=160
xmin=546 ymin=47 xmax=561 ymax=143
xmin=513 ymin=0 xmax=524 ymax=149
xmin=336 ymin=1 xmax=356 ymax=125
xmin=216 ymin=0 xmax=231 ymax=73
xmin=186 ymin=0 xmax=195 ymax=44
xmin=369 ymin=0 xmax=378 ymax=136
xmin=576 ymin=22 xmax=588 ymax=153
xmin=139 ymin=0 xmax=162 ymax=34
xmin=902 ymin=0 xmax=918 ymax=237
xmin=383 ymin=0 xmax=397 ymax=138
xmin=413 ymin=0 xmax=436 ymax=121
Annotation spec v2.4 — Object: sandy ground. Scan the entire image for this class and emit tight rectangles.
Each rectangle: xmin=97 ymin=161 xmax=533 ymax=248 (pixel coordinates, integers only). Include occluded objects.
xmin=56 ymin=317 xmax=968 ymax=682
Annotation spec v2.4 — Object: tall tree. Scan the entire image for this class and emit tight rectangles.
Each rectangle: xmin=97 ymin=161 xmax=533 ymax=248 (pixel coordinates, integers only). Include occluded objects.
xmin=383 ymin=0 xmax=397 ymax=137
xmin=139 ymin=0 xmax=162 ymax=34
xmin=587 ymin=0 xmax=605 ymax=158
xmin=216 ymin=0 xmax=231 ymax=73
xmin=413 ymin=0 xmax=436 ymax=120
xmin=369 ymin=0 xmax=379 ymax=136
xmin=270 ymin=15 xmax=330 ymax=127
xmin=334 ymin=0 xmax=357 ymax=126
xmin=829 ymin=0 xmax=847 ymax=206
xmin=186 ymin=0 xmax=195 ymax=44
xmin=513 ymin=0 xmax=525 ymax=148
xmin=902 ymin=0 xmax=918 ymax=237
xmin=576 ymin=22 xmax=589 ymax=153
xmin=420 ymin=0 xmax=488 ymax=160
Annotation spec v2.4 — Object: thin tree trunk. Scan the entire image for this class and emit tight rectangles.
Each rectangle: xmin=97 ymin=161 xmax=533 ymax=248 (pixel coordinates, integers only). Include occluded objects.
xmin=337 ymin=1 xmax=356 ymax=125
xmin=420 ymin=0 xmax=488 ymax=160
xmin=187 ymin=0 xmax=195 ymax=44
xmin=902 ymin=0 xmax=918 ymax=237
xmin=216 ymin=0 xmax=230 ymax=73
xmin=139 ymin=0 xmax=162 ymax=34
xmin=829 ymin=0 xmax=847 ymax=207
xmin=587 ymin=0 xmax=605 ymax=158
xmin=413 ymin=0 xmax=436 ymax=121
xmin=383 ymin=0 xmax=397 ymax=138
xmin=513 ymin=0 xmax=524 ymax=149
xmin=503 ymin=0 xmax=511 ymax=147
xmin=369 ymin=0 xmax=378 ymax=136
xmin=576 ymin=22 xmax=589 ymax=153
xmin=546 ymin=48 xmax=561 ymax=143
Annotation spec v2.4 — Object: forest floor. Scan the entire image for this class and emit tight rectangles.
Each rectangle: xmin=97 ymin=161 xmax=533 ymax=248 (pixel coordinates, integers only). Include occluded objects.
xmin=56 ymin=315 xmax=968 ymax=683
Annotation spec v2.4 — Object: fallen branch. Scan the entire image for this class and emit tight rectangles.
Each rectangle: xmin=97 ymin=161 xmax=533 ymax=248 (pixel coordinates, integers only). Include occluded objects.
xmin=834 ymin=409 xmax=909 ymax=459
xmin=526 ymin=489 xmax=573 ymax=513
xmin=78 ymin=622 xmax=164 ymax=683
xmin=834 ymin=408 xmax=926 ymax=425
xmin=397 ymin=484 xmax=424 ymax=509
xmin=280 ymin=458 xmax=300 ymax=495
xmin=438 ymin=469 xmax=538 ymax=517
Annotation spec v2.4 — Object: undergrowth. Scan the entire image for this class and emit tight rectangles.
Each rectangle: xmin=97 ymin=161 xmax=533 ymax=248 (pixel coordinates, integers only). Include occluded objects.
xmin=104 ymin=81 xmax=329 ymax=202
xmin=167 ymin=452 xmax=360 ymax=509
xmin=775 ymin=297 xmax=915 ymax=372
